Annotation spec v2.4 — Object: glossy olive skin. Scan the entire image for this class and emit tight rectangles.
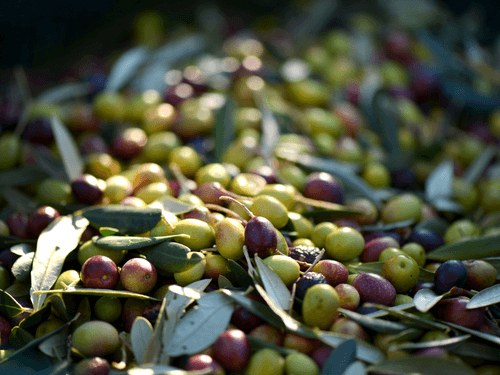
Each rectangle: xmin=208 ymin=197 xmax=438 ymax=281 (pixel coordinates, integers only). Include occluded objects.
xmin=351 ymin=273 xmax=397 ymax=306
xmin=212 ymin=329 xmax=251 ymax=372
xmin=434 ymin=260 xmax=468 ymax=295
xmin=302 ymin=172 xmax=344 ymax=204
xmin=71 ymin=174 xmax=104 ymax=205
xmin=27 ymin=206 xmax=60 ymax=238
xmin=80 ymin=255 xmax=119 ymax=290
xmin=244 ymin=216 xmax=277 ymax=258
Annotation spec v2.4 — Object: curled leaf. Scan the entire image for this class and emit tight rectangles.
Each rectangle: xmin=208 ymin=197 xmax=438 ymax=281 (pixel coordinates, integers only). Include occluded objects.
xmin=414 ymin=288 xmax=449 ymax=312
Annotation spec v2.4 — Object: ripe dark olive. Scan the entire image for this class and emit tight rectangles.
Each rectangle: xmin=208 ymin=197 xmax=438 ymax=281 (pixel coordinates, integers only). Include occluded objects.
xmin=434 ymin=260 xmax=467 ymax=295
xmin=303 ymin=172 xmax=344 ymax=204
xmin=80 ymin=255 xmax=119 ymax=290
xmin=351 ymin=273 xmax=396 ymax=306
xmin=110 ymin=127 xmax=148 ymax=160
xmin=295 ymin=272 xmax=328 ymax=301
xmin=6 ymin=212 xmax=30 ymax=239
xmin=231 ymin=294 xmax=265 ymax=332
xmin=23 ymin=119 xmax=54 ymax=145
xmin=28 ymin=206 xmax=60 ymax=238
xmin=406 ymin=228 xmax=444 ymax=252
xmin=71 ymin=174 xmax=105 ymax=205
xmin=212 ymin=329 xmax=251 ymax=372
xmin=439 ymin=297 xmax=485 ymax=329
xmin=244 ymin=216 xmax=277 ymax=258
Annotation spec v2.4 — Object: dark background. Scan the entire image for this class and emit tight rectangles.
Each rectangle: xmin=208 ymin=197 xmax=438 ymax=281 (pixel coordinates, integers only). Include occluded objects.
xmin=0 ymin=0 xmax=499 ymax=71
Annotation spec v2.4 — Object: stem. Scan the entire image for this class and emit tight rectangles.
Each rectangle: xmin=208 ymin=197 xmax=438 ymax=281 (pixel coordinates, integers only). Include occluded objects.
xmin=205 ymin=203 xmax=248 ymax=225
xmin=219 ymin=196 xmax=255 ymax=218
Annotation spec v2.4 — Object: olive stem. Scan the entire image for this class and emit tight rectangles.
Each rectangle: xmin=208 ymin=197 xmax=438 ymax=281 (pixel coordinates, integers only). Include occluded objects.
xmin=205 ymin=203 xmax=248 ymax=225
xmin=219 ymin=196 xmax=255 ymax=218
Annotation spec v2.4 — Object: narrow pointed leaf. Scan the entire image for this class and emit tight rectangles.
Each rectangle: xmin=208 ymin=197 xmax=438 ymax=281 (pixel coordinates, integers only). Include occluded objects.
xmin=5 ymin=282 xmax=31 ymax=299
xmin=0 ymin=187 xmax=38 ymax=214
xmin=38 ymin=332 xmax=67 ymax=357
xmin=361 ymin=220 xmax=414 ymax=233
xmin=228 ymin=260 xmax=255 ymax=289
xmin=425 ymin=160 xmax=454 ymax=202
xmin=28 ymin=144 xmax=68 ymax=181
xmin=367 ymin=356 xmax=476 ymax=375
xmin=149 ymin=196 xmax=195 ymax=215
xmin=99 ymin=227 xmax=120 ymax=236
xmin=37 ymin=82 xmax=91 ymax=103
xmin=255 ymin=256 xmax=291 ymax=311
xmin=338 ymin=308 xmax=410 ymax=334
xmin=142 ymin=296 xmax=167 ymax=365
xmin=467 ymin=283 xmax=500 ymax=309
xmin=0 ymin=165 xmax=48 ymax=187
xmin=214 ymin=95 xmax=235 ymax=163
xmin=0 ymin=290 xmax=25 ymax=317
xmin=451 ymin=339 xmax=500 ymax=361
xmin=427 ymin=234 xmax=500 ymax=261
xmin=165 ymin=291 xmax=235 ymax=356
xmin=321 ymin=339 xmax=356 ymax=375
xmin=365 ymin=303 xmax=416 ymax=319
xmin=414 ymin=288 xmax=448 ymax=312
xmin=50 ymin=116 xmax=83 ymax=182
xmin=93 ymin=235 xmax=187 ymax=251
xmin=30 ymin=215 xmax=89 ymax=310
xmin=131 ymin=317 xmax=154 ymax=365
xmin=82 ymin=205 xmax=162 ymax=235
xmin=259 ymin=99 xmax=280 ymax=165
xmin=462 ymin=145 xmax=497 ymax=184
xmin=247 ymin=335 xmax=296 ymax=355
xmin=218 ymin=275 xmax=233 ymax=289
xmin=415 ymin=217 xmax=449 ymax=236
xmin=11 ymin=252 xmax=35 ymax=283
xmin=296 ymin=195 xmax=361 ymax=216
xmin=390 ymin=334 xmax=471 ymax=352
xmin=105 ymin=46 xmax=149 ymax=92
xmin=34 ymin=287 xmax=159 ymax=301
xmin=140 ymin=242 xmax=203 ymax=274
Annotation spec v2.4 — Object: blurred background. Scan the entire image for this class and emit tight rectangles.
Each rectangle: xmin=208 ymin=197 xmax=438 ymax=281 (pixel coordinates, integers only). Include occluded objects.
xmin=1 ymin=0 xmax=499 ymax=71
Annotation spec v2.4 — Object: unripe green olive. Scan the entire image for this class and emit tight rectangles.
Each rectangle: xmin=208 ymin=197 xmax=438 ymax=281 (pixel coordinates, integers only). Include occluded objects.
xmin=94 ymin=296 xmax=122 ymax=323
xmin=246 ymin=348 xmax=285 ymax=375
xmin=0 ymin=133 xmax=21 ymax=170
xmin=177 ymin=193 xmax=205 ymax=207
xmin=78 ymin=240 xmax=126 ymax=265
xmin=286 ymin=79 xmax=329 ymax=107
xmin=86 ymin=153 xmax=121 ymax=180
xmin=228 ymin=199 xmax=253 ymax=221
xmin=444 ymin=219 xmax=481 ymax=244
xmin=142 ymin=131 xmax=180 ymax=163
xmin=92 ymin=91 xmax=126 ymax=122
xmin=234 ymin=107 xmax=262 ymax=132
xmin=292 ymin=238 xmax=315 ymax=247
xmin=35 ymin=318 xmax=66 ymax=339
xmin=275 ymin=229 xmax=289 ymax=256
xmin=480 ymin=180 xmax=500 ymax=213
xmin=104 ymin=175 xmax=133 ymax=203
xmin=302 ymin=107 xmax=343 ymax=138
xmin=258 ymin=184 xmax=297 ymax=210
xmin=285 ymin=352 xmax=320 ymax=375
xmin=380 ymin=193 xmax=422 ymax=224
xmin=277 ymin=164 xmax=307 ymax=191
xmin=378 ymin=248 xmax=406 ymax=263
xmin=215 ymin=218 xmax=245 ymax=261
xmin=362 ymin=162 xmax=391 ymax=189
xmin=302 ymin=283 xmax=340 ymax=329
xmin=53 ymin=270 xmax=80 ymax=290
xmin=173 ymin=252 xmax=206 ymax=286
xmin=288 ymin=212 xmax=313 ymax=238
xmin=325 ymin=227 xmax=365 ymax=261
xmin=195 ymin=163 xmax=231 ymax=188
xmin=251 ymin=195 xmax=289 ymax=229
xmin=311 ymin=222 xmax=338 ymax=248
xmin=37 ymin=178 xmax=72 ymax=206
xmin=72 ymin=320 xmax=120 ymax=357
xmin=174 ymin=219 xmax=215 ymax=251
xmin=135 ymin=182 xmax=171 ymax=204
xmin=263 ymin=255 xmax=300 ymax=286
xmin=169 ymin=146 xmax=202 ymax=178
xmin=149 ymin=214 xmax=178 ymax=236
xmin=230 ymin=173 xmax=266 ymax=197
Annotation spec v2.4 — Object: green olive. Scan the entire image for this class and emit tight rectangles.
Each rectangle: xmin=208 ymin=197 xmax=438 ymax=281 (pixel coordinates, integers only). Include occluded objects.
xmin=288 ymin=212 xmax=313 ymax=238
xmin=258 ymin=184 xmax=297 ymax=210
xmin=230 ymin=173 xmax=266 ymax=197
xmin=251 ymin=195 xmax=289 ymax=229
xmin=0 ymin=133 xmax=21 ymax=170
xmin=195 ymin=163 xmax=231 ymax=188
xmin=174 ymin=219 xmax=215 ymax=251
xmin=215 ymin=218 xmax=245 ymax=261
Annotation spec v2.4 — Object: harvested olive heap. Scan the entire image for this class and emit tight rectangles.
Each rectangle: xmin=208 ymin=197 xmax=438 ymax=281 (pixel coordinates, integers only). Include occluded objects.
xmin=2 ymin=4 xmax=500 ymax=375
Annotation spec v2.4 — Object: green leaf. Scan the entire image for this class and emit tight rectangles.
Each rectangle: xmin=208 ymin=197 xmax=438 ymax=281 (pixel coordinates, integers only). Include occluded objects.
xmin=34 ymin=287 xmax=160 ymax=301
xmin=5 ymin=282 xmax=30 ymax=299
xmin=0 ymin=165 xmax=48 ymax=187
xmin=218 ymin=275 xmax=233 ymax=289
xmin=140 ymin=241 xmax=203 ymax=274
xmin=0 ymin=289 xmax=26 ymax=317
xmin=462 ymin=145 xmax=497 ymax=185
xmin=466 ymin=283 xmax=500 ymax=309
xmin=131 ymin=317 xmax=154 ymax=365
xmin=221 ymin=289 xmax=285 ymax=329
xmin=390 ymin=334 xmax=470 ymax=352
xmin=365 ymin=303 xmax=416 ymax=319
xmin=105 ymin=46 xmax=149 ymax=92
xmin=38 ymin=332 xmax=68 ymax=358
xmin=0 ymin=236 xmax=37 ymax=248
xmin=367 ymin=356 xmax=475 ymax=375
xmin=45 ymin=293 xmax=69 ymax=322
xmin=36 ymin=360 xmax=71 ymax=375
xmin=427 ymin=234 xmax=500 ymax=261
xmin=30 ymin=215 xmax=89 ymax=310
xmin=338 ymin=308 xmax=410 ymax=334
xmin=361 ymin=219 xmax=414 ymax=233
xmin=37 ymin=82 xmax=91 ymax=103
xmin=11 ymin=252 xmax=35 ymax=283
xmin=165 ymin=279 xmax=212 ymax=322
xmin=415 ymin=218 xmax=449 ymax=236
xmin=0 ymin=346 xmax=54 ymax=373
xmin=149 ymin=195 xmax=195 ymax=216
xmin=28 ymin=144 xmax=68 ymax=181
xmin=50 ymin=116 xmax=83 ymax=182
xmin=321 ymin=339 xmax=356 ymax=375
xmin=99 ymin=227 xmax=120 ymax=236
xmin=164 ymin=291 xmax=235 ymax=356
xmin=0 ymin=187 xmax=38 ymax=214
xmin=255 ymin=256 xmax=291 ymax=311
xmin=93 ymin=235 xmax=187 ymax=251
xmin=450 ymin=339 xmax=500 ymax=361
xmin=82 ymin=205 xmax=162 ymax=235
xmin=228 ymin=260 xmax=253 ymax=289
xmin=425 ymin=160 xmax=454 ymax=202
xmin=443 ymin=321 xmax=500 ymax=346
xmin=214 ymin=94 xmax=235 ymax=163
xmin=296 ymin=195 xmax=362 ymax=217
xmin=19 ymin=302 xmax=51 ymax=330
xmin=414 ymin=288 xmax=450 ymax=312
xmin=9 ymin=326 xmax=35 ymax=348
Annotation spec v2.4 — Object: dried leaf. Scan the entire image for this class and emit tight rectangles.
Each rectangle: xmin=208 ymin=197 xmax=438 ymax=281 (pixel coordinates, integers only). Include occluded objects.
xmin=0 ymin=187 xmax=38 ymax=214
xmin=164 ymin=291 xmax=235 ymax=356
xmin=34 ymin=287 xmax=159 ymax=302
xmin=425 ymin=160 xmax=454 ymax=202
xmin=140 ymin=242 xmax=203 ymax=274
xmin=149 ymin=196 xmax=195 ymax=216
xmin=82 ymin=205 xmax=162 ymax=235
xmin=93 ymin=235 xmax=187 ymax=251
xmin=50 ymin=116 xmax=84 ymax=182
xmin=367 ymin=356 xmax=475 ymax=375
xmin=131 ymin=317 xmax=154 ymax=365
xmin=105 ymin=46 xmax=149 ymax=92
xmin=427 ymin=234 xmax=500 ymax=261
xmin=38 ymin=332 xmax=67 ymax=358
xmin=414 ymin=288 xmax=449 ymax=312
xmin=37 ymin=82 xmax=91 ymax=103
xmin=462 ymin=145 xmax=497 ymax=184
xmin=321 ymin=339 xmax=356 ymax=375
xmin=30 ymin=215 xmax=89 ymax=310
xmin=0 ymin=165 xmax=48 ymax=187
xmin=338 ymin=308 xmax=410 ymax=334
xmin=255 ymin=256 xmax=291 ymax=311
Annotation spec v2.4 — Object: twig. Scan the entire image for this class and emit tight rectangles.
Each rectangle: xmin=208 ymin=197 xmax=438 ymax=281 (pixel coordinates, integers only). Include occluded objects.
xmin=219 ymin=196 xmax=255 ymax=218
xmin=205 ymin=203 xmax=248 ymax=225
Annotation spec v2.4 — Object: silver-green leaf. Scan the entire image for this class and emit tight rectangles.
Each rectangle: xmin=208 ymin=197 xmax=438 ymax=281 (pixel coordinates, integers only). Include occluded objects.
xmin=131 ymin=317 xmax=154 ymax=365
xmin=255 ymin=256 xmax=291 ymax=311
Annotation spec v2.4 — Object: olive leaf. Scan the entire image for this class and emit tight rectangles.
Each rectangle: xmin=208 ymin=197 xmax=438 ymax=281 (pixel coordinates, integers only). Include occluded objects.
xmin=5 ymin=282 xmax=30 ymax=299
xmin=82 ymin=205 xmax=162 ymax=235
xmin=8 ymin=327 xmax=35 ymax=349
xmin=321 ymin=339 xmax=356 ymax=375
xmin=30 ymin=215 xmax=89 ymax=310
xmin=10 ymin=243 xmax=34 ymax=256
xmin=451 ymin=339 xmax=500 ymax=361
xmin=338 ymin=308 xmax=410 ymax=334
xmin=11 ymin=252 xmax=35 ymax=283
xmin=28 ymin=144 xmax=68 ymax=181
xmin=218 ymin=275 xmax=233 ymax=289
xmin=343 ymin=361 xmax=367 ymax=375
xmin=255 ymin=256 xmax=291 ymax=311
xmin=0 ymin=187 xmax=38 ymax=214
xmin=140 ymin=242 xmax=203 ymax=274
xmin=149 ymin=196 xmax=195 ymax=216
xmin=99 ymin=227 xmax=120 ymax=237
xmin=50 ymin=116 xmax=84 ymax=182
xmin=247 ymin=335 xmax=296 ymax=355
xmin=415 ymin=217 xmax=449 ymax=236
xmin=228 ymin=260 xmax=253 ymax=289
xmin=414 ymin=288 xmax=450 ymax=312
xmin=364 ymin=303 xmax=416 ymax=319
xmin=142 ymin=294 xmax=168 ymax=366
xmin=443 ymin=321 xmax=500 ymax=346
xmin=34 ymin=287 xmax=160 ymax=302
xmin=93 ymin=235 xmax=187 ymax=251
xmin=0 ymin=165 xmax=48 ymax=187
xmin=367 ymin=356 xmax=476 ymax=375
xmin=259 ymin=95 xmax=281 ymax=166
xmin=74 ymin=297 xmax=91 ymax=328
xmin=131 ymin=317 xmax=154 ymax=365
xmin=462 ymin=145 xmax=497 ymax=184
xmin=390 ymin=334 xmax=471 ymax=352
xmin=425 ymin=159 xmax=454 ymax=203
xmin=0 ymin=289 xmax=26 ymax=318
xmin=108 ymin=365 xmax=194 ymax=375
xmin=361 ymin=219 xmax=414 ymax=233
xmin=164 ymin=291 xmax=235 ymax=356
xmin=36 ymin=82 xmax=91 ymax=103
xmin=0 ymin=236 xmax=36 ymax=248
xmin=466 ymin=283 xmax=500 ymax=309
xmin=296 ymin=196 xmax=362 ymax=217
xmin=427 ymin=234 xmax=500 ymax=261
xmin=214 ymin=94 xmax=235 ymax=163
xmin=38 ymin=332 xmax=67 ymax=358
xmin=105 ymin=46 xmax=149 ymax=92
